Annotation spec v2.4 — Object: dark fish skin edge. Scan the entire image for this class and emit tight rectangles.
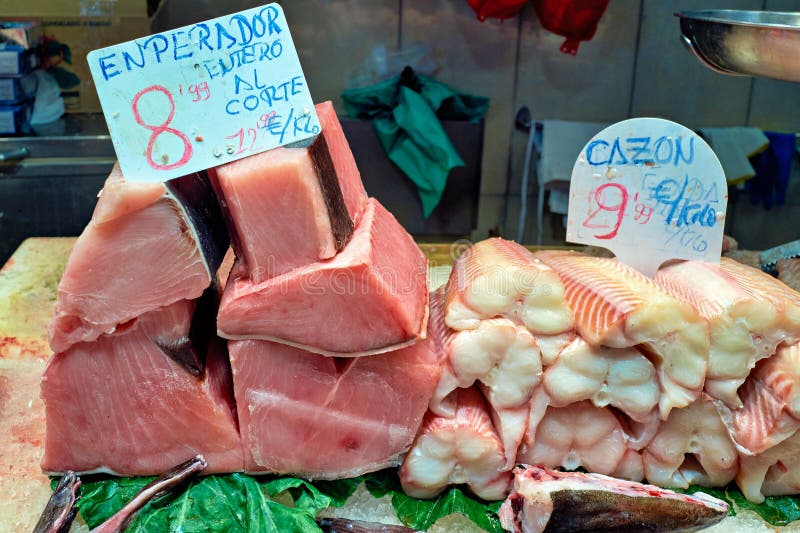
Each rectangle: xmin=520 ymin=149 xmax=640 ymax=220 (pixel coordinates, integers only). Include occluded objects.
xmin=542 ymin=489 xmax=727 ymax=533
xmin=165 ymin=170 xmax=230 ymax=276
xmin=90 ymin=455 xmax=207 ymax=533
xmin=308 ymin=132 xmax=355 ymax=252
xmin=33 ymin=471 xmax=81 ymax=533
xmin=317 ymin=518 xmax=421 ymax=533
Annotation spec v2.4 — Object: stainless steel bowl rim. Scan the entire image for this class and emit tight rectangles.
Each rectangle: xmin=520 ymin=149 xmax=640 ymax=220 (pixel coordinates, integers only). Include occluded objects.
xmin=675 ymin=10 xmax=800 ymax=30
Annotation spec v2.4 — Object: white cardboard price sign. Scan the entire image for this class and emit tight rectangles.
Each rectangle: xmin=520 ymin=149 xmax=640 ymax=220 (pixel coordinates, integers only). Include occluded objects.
xmin=566 ymin=118 xmax=728 ymax=277
xmin=88 ymin=3 xmax=319 ymax=182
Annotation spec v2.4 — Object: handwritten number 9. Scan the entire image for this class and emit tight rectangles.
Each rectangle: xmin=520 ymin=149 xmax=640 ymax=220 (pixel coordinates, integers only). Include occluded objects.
xmin=188 ymin=82 xmax=211 ymax=102
xmin=583 ymin=183 xmax=629 ymax=240
xmin=132 ymin=85 xmax=193 ymax=170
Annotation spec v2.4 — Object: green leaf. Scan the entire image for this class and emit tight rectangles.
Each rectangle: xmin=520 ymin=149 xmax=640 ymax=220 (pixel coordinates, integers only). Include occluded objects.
xmin=392 ymin=487 xmax=504 ymax=533
xmin=726 ymin=488 xmax=800 ymax=526
xmin=363 ymin=470 xmax=504 ymax=533
xmin=68 ymin=473 xmax=322 ymax=533
xmin=312 ymin=477 xmax=363 ymax=507
xmin=74 ymin=476 xmax=153 ymax=528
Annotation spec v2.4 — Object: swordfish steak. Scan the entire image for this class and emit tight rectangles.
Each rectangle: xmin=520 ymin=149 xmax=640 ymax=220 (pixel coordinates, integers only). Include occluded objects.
xmin=218 ymin=198 xmax=428 ymax=356
xmin=48 ymin=165 xmax=228 ymax=354
xmin=229 ymin=333 xmax=440 ymax=479
xmin=41 ymin=300 xmax=243 ymax=476
xmin=212 ymin=101 xmax=367 ymax=282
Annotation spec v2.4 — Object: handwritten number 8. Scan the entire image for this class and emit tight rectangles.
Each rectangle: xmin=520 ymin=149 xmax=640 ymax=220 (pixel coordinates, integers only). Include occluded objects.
xmin=132 ymin=85 xmax=193 ymax=170
xmin=582 ymin=183 xmax=629 ymax=240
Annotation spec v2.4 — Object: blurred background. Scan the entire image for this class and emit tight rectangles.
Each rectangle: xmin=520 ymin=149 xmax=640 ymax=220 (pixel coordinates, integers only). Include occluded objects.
xmin=0 ymin=0 xmax=797 ymax=264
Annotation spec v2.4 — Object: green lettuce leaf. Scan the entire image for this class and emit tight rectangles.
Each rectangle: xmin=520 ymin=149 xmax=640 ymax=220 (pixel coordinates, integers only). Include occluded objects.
xmin=363 ymin=470 xmax=504 ymax=533
xmin=673 ymin=485 xmax=800 ymax=526
xmin=59 ymin=469 xmax=800 ymax=532
xmin=59 ymin=473 xmax=340 ymax=533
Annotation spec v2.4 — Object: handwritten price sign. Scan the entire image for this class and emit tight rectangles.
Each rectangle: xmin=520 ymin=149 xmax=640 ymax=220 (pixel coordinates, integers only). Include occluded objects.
xmin=566 ymin=118 xmax=727 ymax=277
xmin=87 ymin=3 xmax=319 ymax=182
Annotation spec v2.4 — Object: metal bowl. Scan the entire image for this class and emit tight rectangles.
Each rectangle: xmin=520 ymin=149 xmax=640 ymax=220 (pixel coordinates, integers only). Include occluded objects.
xmin=676 ymin=10 xmax=800 ymax=82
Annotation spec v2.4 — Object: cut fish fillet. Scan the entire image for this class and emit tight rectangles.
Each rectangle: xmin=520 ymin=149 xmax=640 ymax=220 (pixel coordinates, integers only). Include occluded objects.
xmin=217 ymin=199 xmax=428 ymax=356
xmin=48 ymin=166 xmax=227 ymax=354
xmin=427 ymin=288 xmax=535 ymax=468
xmin=644 ymin=395 xmax=738 ymax=488
xmin=715 ymin=341 xmax=800 ymax=455
xmin=656 ymin=259 xmax=790 ymax=407
xmin=535 ymin=331 xmax=575 ymax=366
xmin=542 ymin=337 xmax=658 ymax=423
xmin=212 ymin=101 xmax=367 ymax=281
xmin=487 ymin=399 xmax=530 ymax=470
xmin=400 ymin=387 xmax=511 ymax=500
xmin=499 ymin=465 xmax=728 ymax=533
xmin=41 ymin=301 xmax=243 ymax=475
xmin=518 ymin=388 xmax=641 ymax=479
xmin=229 ymin=334 xmax=440 ymax=479
xmin=737 ymin=429 xmax=800 ymax=503
xmin=429 ymin=317 xmax=541 ymax=417
xmin=720 ymin=257 xmax=800 ymax=330
xmin=444 ymin=238 xmax=574 ymax=334
xmin=534 ymin=250 xmax=709 ymax=419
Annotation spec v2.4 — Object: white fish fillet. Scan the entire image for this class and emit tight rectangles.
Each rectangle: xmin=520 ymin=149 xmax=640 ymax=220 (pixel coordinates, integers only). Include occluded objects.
xmin=534 ymin=331 xmax=575 ymax=366
xmin=534 ymin=250 xmax=709 ymax=419
xmin=429 ymin=317 xmax=542 ymax=417
xmin=400 ymin=387 xmax=511 ymax=501
xmin=542 ymin=336 xmax=658 ymax=423
xmin=737 ymin=429 xmax=800 ymax=504
xmin=715 ymin=341 xmax=800 ymax=455
xmin=518 ymin=387 xmax=642 ymax=480
xmin=655 ymin=259 xmax=791 ymax=407
xmin=445 ymin=239 xmax=574 ymax=334
xmin=644 ymin=395 xmax=738 ymax=489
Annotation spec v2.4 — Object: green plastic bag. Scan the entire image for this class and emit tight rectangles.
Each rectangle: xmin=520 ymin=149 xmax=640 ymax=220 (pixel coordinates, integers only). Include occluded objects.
xmin=342 ymin=69 xmax=489 ymax=217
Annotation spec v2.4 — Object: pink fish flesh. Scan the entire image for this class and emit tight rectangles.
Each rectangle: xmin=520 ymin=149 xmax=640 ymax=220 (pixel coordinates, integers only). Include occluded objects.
xmin=217 ymin=198 xmax=428 ymax=356
xmin=229 ymin=334 xmax=440 ymax=479
xmin=211 ymin=101 xmax=367 ymax=281
xmin=41 ymin=301 xmax=243 ymax=475
xmin=48 ymin=166 xmax=227 ymax=354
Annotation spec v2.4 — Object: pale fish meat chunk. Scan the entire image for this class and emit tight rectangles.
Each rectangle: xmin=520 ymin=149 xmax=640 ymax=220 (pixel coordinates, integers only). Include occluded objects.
xmin=499 ymin=465 xmax=728 ymax=533
xmin=644 ymin=395 xmax=738 ymax=489
xmin=715 ymin=341 xmax=800 ymax=455
xmin=444 ymin=238 xmax=574 ymax=334
xmin=429 ymin=317 xmax=542 ymax=417
xmin=400 ymin=387 xmax=511 ymax=501
xmin=737 ymin=428 xmax=800 ymax=504
xmin=533 ymin=330 xmax=575 ymax=366
xmin=542 ymin=336 xmax=658 ymax=423
xmin=534 ymin=250 xmax=709 ymax=419
xmin=517 ymin=387 xmax=643 ymax=480
xmin=427 ymin=288 xmax=538 ymax=465
xmin=485 ymin=398 xmax=530 ymax=471
xmin=655 ymin=259 xmax=791 ymax=407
